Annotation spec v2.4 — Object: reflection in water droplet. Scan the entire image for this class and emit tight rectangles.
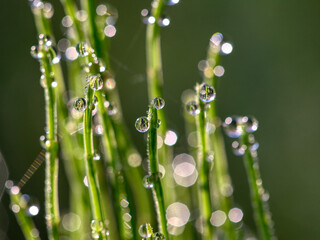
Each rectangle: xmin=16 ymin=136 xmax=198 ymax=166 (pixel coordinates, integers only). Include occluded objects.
xmin=138 ymin=223 xmax=153 ymax=238
xmin=199 ymin=83 xmax=216 ymax=103
xmin=135 ymin=117 xmax=149 ymax=133
xmin=76 ymin=42 xmax=91 ymax=57
xmin=74 ymin=98 xmax=87 ymax=112
xmin=88 ymin=74 xmax=103 ymax=91
xmin=152 ymin=97 xmax=165 ymax=109
xmin=186 ymin=101 xmax=200 ymax=115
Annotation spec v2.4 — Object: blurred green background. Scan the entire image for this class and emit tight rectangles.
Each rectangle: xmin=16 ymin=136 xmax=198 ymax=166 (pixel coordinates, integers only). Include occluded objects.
xmin=0 ymin=0 xmax=319 ymax=239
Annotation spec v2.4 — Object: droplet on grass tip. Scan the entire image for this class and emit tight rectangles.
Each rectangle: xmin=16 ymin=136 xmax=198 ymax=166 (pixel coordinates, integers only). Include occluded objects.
xmin=135 ymin=117 xmax=149 ymax=133
xmin=151 ymin=97 xmax=165 ymax=109
xmin=73 ymin=98 xmax=87 ymax=112
xmin=186 ymin=101 xmax=200 ymax=115
xmin=199 ymin=83 xmax=216 ymax=103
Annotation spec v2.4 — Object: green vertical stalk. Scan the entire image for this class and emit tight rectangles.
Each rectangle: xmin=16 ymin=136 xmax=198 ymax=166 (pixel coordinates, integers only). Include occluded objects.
xmin=9 ymin=190 xmax=40 ymax=240
xmin=148 ymin=107 xmax=169 ymax=239
xmin=83 ymin=86 xmax=107 ymax=240
xmin=241 ymin=132 xmax=273 ymax=240
xmin=146 ymin=0 xmax=176 ymax=206
xmin=195 ymin=94 xmax=214 ymax=239
xmin=40 ymin=45 xmax=60 ymax=240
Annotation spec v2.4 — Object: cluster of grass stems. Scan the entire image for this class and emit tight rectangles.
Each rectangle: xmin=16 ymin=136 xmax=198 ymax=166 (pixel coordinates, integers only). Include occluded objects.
xmin=5 ymin=0 xmax=276 ymax=239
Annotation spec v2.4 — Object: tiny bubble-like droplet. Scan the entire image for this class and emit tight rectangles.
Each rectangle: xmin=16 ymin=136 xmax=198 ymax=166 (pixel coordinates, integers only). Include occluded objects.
xmin=135 ymin=117 xmax=149 ymax=133
xmin=39 ymin=34 xmax=52 ymax=47
xmin=158 ymin=16 xmax=170 ymax=27
xmin=47 ymin=46 xmax=61 ymax=64
xmin=156 ymin=119 xmax=161 ymax=128
xmin=30 ymin=45 xmax=42 ymax=59
xmin=138 ymin=223 xmax=153 ymax=238
xmin=152 ymin=232 xmax=165 ymax=240
xmin=242 ymin=116 xmax=258 ymax=133
xmin=93 ymin=153 xmax=100 ymax=161
xmin=91 ymin=219 xmax=104 ymax=232
xmin=199 ymin=83 xmax=216 ymax=103
xmin=93 ymin=95 xmax=98 ymax=105
xmin=76 ymin=42 xmax=91 ymax=57
xmin=223 ymin=116 xmax=242 ymax=138
xmin=88 ymin=74 xmax=103 ymax=91
xmin=39 ymin=135 xmax=47 ymax=148
xmin=143 ymin=175 xmax=154 ymax=189
xmin=152 ymin=97 xmax=165 ymax=109
xmin=186 ymin=101 xmax=200 ymax=115
xmin=232 ymin=141 xmax=246 ymax=156
xmin=74 ymin=98 xmax=87 ymax=112
xmin=106 ymin=102 xmax=118 ymax=116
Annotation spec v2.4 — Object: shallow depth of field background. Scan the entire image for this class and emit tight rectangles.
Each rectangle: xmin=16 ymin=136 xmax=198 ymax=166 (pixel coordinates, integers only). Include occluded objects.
xmin=0 ymin=0 xmax=319 ymax=239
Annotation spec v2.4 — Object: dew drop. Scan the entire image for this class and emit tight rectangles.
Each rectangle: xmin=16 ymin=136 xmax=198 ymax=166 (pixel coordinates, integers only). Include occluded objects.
xmin=158 ymin=15 xmax=170 ymax=27
xmin=30 ymin=45 xmax=42 ymax=59
xmin=106 ymin=78 xmax=116 ymax=90
xmin=232 ymin=141 xmax=246 ymax=156
xmin=242 ymin=116 xmax=258 ymax=133
xmin=106 ymin=101 xmax=118 ymax=116
xmin=93 ymin=95 xmax=98 ymax=105
xmin=76 ymin=42 xmax=91 ymax=57
xmin=93 ymin=153 xmax=100 ymax=161
xmin=186 ymin=101 xmax=200 ymax=115
xmin=135 ymin=117 xmax=149 ymax=133
xmin=199 ymin=83 xmax=216 ymax=103
xmin=152 ymin=232 xmax=165 ymax=240
xmin=39 ymin=135 xmax=47 ymax=149
xmin=88 ymin=74 xmax=103 ymax=91
xmin=47 ymin=46 xmax=61 ymax=64
xmin=143 ymin=175 xmax=154 ymax=189
xmin=223 ymin=116 xmax=242 ymax=138
xmin=157 ymin=119 xmax=161 ymax=128
xmin=167 ymin=0 xmax=179 ymax=5
xmin=152 ymin=97 xmax=165 ymax=109
xmin=91 ymin=219 xmax=104 ymax=232
xmin=39 ymin=34 xmax=52 ymax=47
xmin=138 ymin=223 xmax=153 ymax=238
xmin=221 ymin=42 xmax=233 ymax=55
xmin=73 ymin=98 xmax=87 ymax=112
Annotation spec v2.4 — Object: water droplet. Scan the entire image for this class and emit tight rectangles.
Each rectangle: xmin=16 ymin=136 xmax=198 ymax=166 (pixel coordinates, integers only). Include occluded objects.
xmin=43 ymin=3 xmax=54 ymax=19
xmin=199 ymin=83 xmax=216 ymax=103
xmin=206 ymin=152 xmax=214 ymax=162
xmin=74 ymin=98 xmax=87 ymax=112
xmin=93 ymin=153 xmax=100 ymax=161
xmin=39 ymin=34 xmax=52 ymax=47
xmin=91 ymin=231 xmax=100 ymax=239
xmin=39 ymin=135 xmax=47 ymax=148
xmin=138 ymin=223 xmax=153 ymax=238
xmin=186 ymin=101 xmax=200 ymax=115
xmin=242 ymin=116 xmax=258 ymax=133
xmin=232 ymin=141 xmax=246 ymax=156
xmin=135 ymin=117 xmax=149 ymax=133
xmin=223 ymin=116 xmax=242 ymax=138
xmin=152 ymin=232 xmax=165 ymax=240
xmin=76 ymin=42 xmax=91 ymax=57
xmin=47 ymin=46 xmax=60 ymax=64
xmin=51 ymin=81 xmax=57 ymax=88
xmin=88 ymin=74 xmax=103 ymax=91
xmin=30 ymin=45 xmax=42 ymax=59
xmin=143 ymin=175 xmax=154 ymax=188
xmin=91 ymin=219 xmax=104 ymax=232
xmin=210 ymin=32 xmax=223 ymax=46
xmin=156 ymin=119 xmax=161 ymax=128
xmin=151 ymin=97 xmax=165 ymax=109
xmin=104 ymin=25 xmax=117 ymax=38
xmin=141 ymin=9 xmax=155 ymax=24
xmin=158 ymin=15 xmax=170 ymax=27
xmin=93 ymin=95 xmax=98 ymax=105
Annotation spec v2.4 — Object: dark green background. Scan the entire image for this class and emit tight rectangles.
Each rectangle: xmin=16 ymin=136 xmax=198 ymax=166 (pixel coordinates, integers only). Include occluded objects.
xmin=0 ymin=0 xmax=319 ymax=239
